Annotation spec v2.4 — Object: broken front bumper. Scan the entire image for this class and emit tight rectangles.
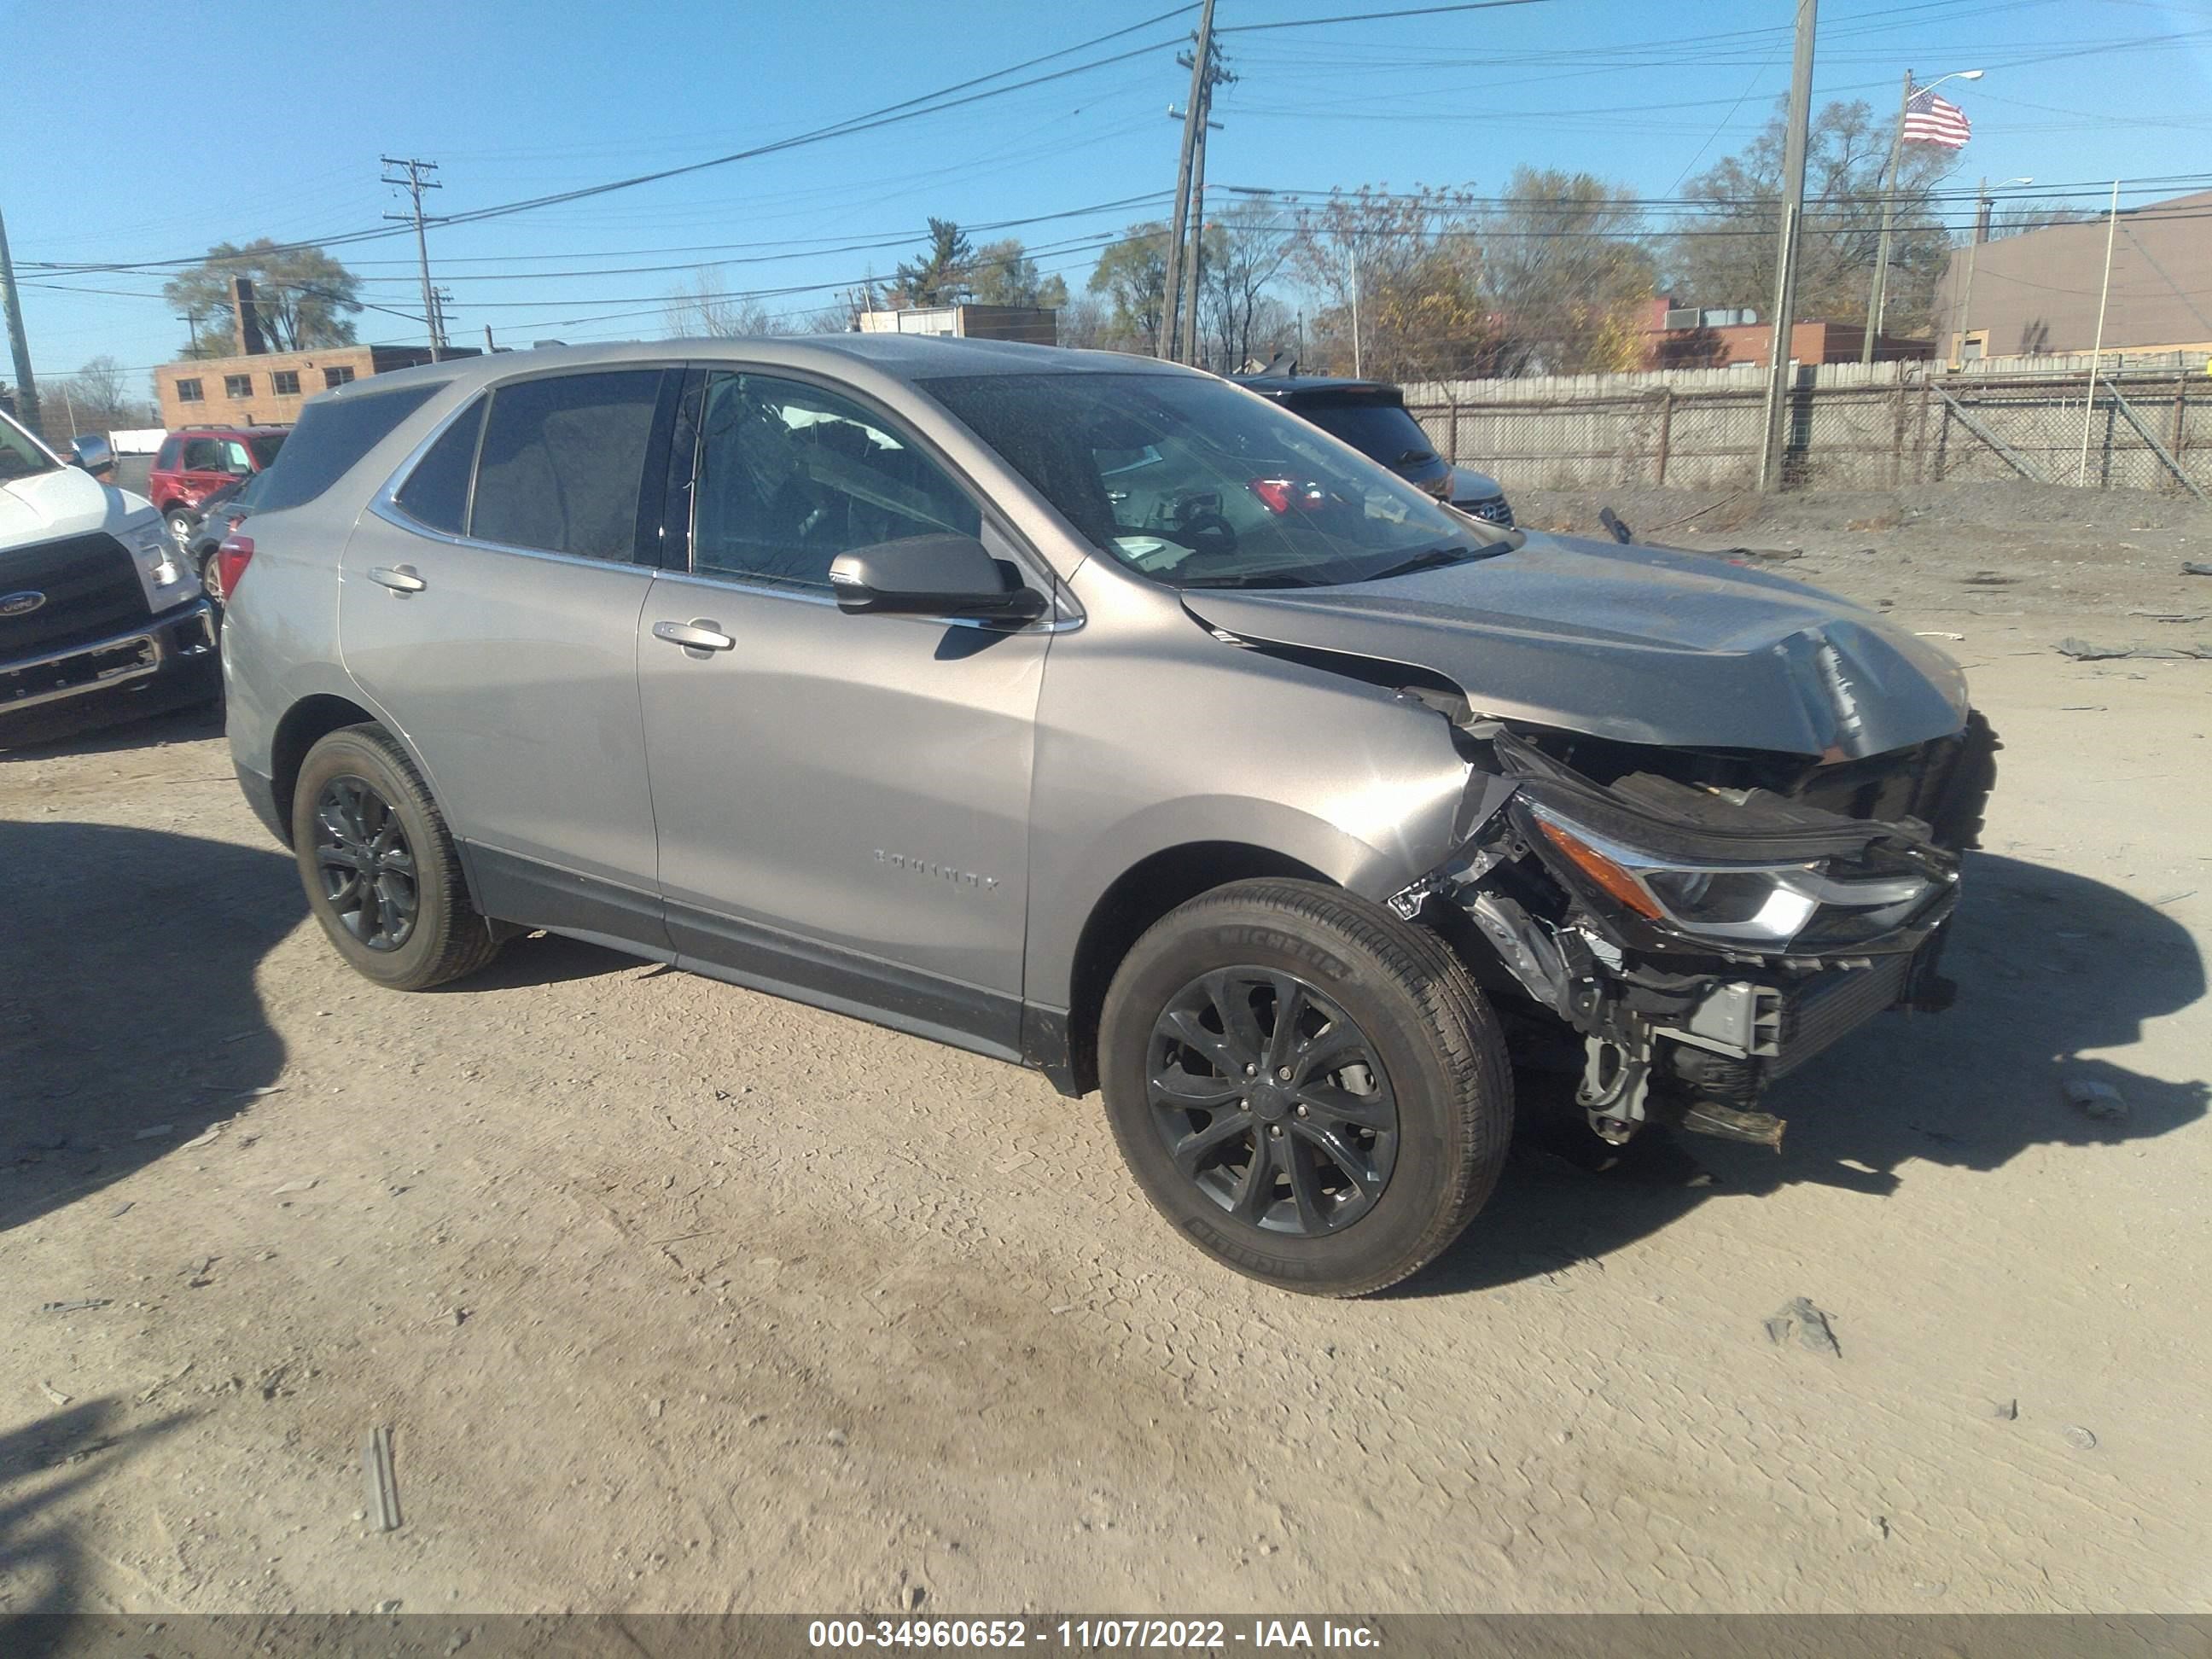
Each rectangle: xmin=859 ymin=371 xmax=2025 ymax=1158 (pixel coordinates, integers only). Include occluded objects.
xmin=0 ymin=598 xmax=218 ymax=730
xmin=1398 ymin=719 xmax=1988 ymax=1148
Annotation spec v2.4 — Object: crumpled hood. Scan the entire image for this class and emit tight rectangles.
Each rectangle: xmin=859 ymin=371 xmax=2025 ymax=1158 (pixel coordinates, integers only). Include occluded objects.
xmin=1182 ymin=532 xmax=1970 ymax=759
xmin=0 ymin=466 xmax=155 ymax=546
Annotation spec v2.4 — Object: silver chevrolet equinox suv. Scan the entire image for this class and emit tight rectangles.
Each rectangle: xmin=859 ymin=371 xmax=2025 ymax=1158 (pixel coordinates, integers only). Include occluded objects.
xmin=224 ymin=337 xmax=1995 ymax=1296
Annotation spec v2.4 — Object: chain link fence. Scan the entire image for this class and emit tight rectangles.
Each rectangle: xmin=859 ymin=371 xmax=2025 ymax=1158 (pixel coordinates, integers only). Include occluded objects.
xmin=1406 ymin=359 xmax=2212 ymax=499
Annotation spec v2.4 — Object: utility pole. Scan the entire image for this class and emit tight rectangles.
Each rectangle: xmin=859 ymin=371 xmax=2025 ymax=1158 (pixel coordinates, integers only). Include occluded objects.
xmin=2077 ymin=178 xmax=2121 ymax=487
xmin=1862 ymin=70 xmax=1913 ymax=365
xmin=1758 ymin=0 xmax=1818 ymax=492
xmin=1180 ymin=86 xmax=1213 ymax=367
xmin=0 ymin=202 xmax=41 ymax=434
xmin=1157 ymin=0 xmax=1219 ymax=364
xmin=381 ymin=156 xmax=444 ymax=362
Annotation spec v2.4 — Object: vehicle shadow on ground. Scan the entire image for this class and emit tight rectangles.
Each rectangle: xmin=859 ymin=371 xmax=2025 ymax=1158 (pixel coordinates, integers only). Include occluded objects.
xmin=0 ymin=1402 xmax=190 ymax=1624
xmin=0 ymin=821 xmax=296 ymax=1235
xmin=1402 ymin=852 xmax=2209 ymax=1297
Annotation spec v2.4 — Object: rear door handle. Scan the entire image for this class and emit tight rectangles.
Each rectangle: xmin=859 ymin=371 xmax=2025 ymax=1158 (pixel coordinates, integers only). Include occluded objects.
xmin=370 ymin=566 xmax=427 ymax=594
xmin=652 ymin=618 xmax=736 ymax=653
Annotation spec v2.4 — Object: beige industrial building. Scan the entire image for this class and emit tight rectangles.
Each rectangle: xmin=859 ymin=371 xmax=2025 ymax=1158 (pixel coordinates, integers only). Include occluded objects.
xmin=1934 ymin=189 xmax=2212 ymax=365
xmin=154 ymin=342 xmax=451 ymax=431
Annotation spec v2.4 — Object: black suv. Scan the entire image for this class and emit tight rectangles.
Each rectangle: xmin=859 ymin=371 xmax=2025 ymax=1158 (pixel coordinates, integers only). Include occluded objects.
xmin=1234 ymin=370 xmax=1513 ymax=527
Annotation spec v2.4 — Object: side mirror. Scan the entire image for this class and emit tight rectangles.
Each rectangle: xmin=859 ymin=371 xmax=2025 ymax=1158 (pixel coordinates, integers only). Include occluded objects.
xmin=70 ymin=434 xmax=116 ymax=479
xmin=828 ymin=533 xmax=1047 ymax=624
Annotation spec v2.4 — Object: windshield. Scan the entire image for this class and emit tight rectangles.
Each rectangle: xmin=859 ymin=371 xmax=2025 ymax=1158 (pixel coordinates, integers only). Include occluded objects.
xmin=247 ymin=432 xmax=288 ymax=468
xmin=0 ymin=410 xmax=59 ymax=485
xmin=923 ymin=371 xmax=1499 ymax=590
xmin=1293 ymin=399 xmax=1439 ymax=469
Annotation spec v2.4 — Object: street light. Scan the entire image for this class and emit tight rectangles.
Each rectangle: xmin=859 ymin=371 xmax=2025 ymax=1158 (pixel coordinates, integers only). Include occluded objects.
xmin=1863 ymin=67 xmax=1988 ymax=364
xmin=1952 ymin=176 xmax=2034 ymax=366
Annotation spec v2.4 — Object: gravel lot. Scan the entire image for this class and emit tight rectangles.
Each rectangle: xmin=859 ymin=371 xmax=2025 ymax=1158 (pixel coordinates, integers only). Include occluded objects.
xmin=4 ymin=482 xmax=2209 ymax=1615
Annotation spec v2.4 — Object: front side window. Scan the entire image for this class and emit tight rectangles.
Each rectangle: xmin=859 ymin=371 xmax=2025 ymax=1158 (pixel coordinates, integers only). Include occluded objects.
xmin=470 ymin=370 xmax=662 ymax=561
xmin=224 ymin=374 xmax=253 ymax=399
xmin=220 ymin=439 xmax=254 ymax=474
xmin=690 ymin=372 xmax=979 ymax=590
xmin=271 ymin=370 xmax=301 ymax=396
xmin=176 ymin=378 xmax=204 ymax=404
xmin=924 ymin=371 xmax=1499 ymax=590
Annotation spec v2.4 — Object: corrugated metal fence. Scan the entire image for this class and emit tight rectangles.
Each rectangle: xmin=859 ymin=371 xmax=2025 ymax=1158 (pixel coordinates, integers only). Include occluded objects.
xmin=1403 ymin=355 xmax=2212 ymax=498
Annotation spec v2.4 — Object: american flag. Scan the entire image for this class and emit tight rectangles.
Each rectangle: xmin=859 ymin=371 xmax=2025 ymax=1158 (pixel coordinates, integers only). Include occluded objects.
xmin=1901 ymin=84 xmax=1972 ymax=149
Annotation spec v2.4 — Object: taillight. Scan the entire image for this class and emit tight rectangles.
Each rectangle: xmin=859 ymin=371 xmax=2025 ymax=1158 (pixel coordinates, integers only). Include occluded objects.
xmin=1249 ymin=476 xmax=1330 ymax=514
xmin=211 ymin=533 xmax=254 ymax=602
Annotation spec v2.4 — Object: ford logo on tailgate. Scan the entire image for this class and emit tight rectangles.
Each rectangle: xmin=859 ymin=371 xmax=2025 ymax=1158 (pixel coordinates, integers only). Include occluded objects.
xmin=0 ymin=591 xmax=48 ymax=618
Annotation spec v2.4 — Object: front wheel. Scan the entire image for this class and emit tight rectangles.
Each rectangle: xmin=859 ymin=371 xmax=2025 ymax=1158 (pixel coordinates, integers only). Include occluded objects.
xmin=1098 ymin=880 xmax=1511 ymax=1296
xmin=289 ymin=724 xmax=503 ymax=991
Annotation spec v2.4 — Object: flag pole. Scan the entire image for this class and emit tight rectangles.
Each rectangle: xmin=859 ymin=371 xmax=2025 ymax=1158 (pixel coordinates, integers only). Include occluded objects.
xmin=1862 ymin=69 xmax=1913 ymax=365
xmin=2076 ymin=178 xmax=2121 ymax=487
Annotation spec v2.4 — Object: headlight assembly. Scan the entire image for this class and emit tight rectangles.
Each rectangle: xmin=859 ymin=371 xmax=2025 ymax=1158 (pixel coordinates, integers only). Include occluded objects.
xmin=1526 ymin=803 xmax=1943 ymax=952
xmin=121 ymin=516 xmax=191 ymax=594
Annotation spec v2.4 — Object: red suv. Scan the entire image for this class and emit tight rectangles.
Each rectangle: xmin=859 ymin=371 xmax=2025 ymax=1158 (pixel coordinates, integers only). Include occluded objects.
xmin=148 ymin=426 xmax=288 ymax=550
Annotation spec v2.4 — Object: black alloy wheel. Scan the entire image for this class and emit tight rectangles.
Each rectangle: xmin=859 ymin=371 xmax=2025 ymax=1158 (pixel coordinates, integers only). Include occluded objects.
xmin=311 ymin=775 xmax=419 ymax=952
xmin=1148 ymin=968 xmax=1400 ymax=1236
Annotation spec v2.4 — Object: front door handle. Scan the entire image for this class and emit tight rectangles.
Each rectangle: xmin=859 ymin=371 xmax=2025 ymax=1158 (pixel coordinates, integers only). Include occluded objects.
xmin=370 ymin=566 xmax=427 ymax=594
xmin=652 ymin=618 xmax=736 ymax=654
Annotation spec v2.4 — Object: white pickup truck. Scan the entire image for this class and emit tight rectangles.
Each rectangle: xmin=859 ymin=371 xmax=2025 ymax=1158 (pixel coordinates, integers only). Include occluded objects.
xmin=0 ymin=410 xmax=218 ymax=742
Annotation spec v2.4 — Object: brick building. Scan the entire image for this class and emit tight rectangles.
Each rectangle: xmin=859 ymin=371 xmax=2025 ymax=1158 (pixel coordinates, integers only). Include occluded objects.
xmin=1644 ymin=300 xmax=1931 ymax=370
xmin=154 ymin=342 xmax=457 ymax=431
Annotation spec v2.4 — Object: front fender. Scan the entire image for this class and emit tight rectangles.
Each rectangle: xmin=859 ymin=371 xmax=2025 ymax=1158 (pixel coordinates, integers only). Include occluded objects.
xmin=1022 ymin=590 xmax=1472 ymax=1010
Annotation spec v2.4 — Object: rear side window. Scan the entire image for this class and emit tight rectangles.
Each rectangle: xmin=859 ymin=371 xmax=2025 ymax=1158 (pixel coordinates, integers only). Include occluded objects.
xmin=154 ymin=436 xmax=181 ymax=469
xmin=470 ymin=370 xmax=661 ymax=561
xmin=394 ymin=397 xmax=485 ymax=535
xmin=253 ymin=383 xmax=442 ymax=514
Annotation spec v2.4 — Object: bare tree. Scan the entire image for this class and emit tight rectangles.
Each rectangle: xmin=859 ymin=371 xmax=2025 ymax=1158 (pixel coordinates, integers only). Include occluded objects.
xmin=55 ymin=355 xmax=154 ymax=433
xmin=1476 ymin=168 xmax=1656 ymax=375
xmin=1198 ymin=200 xmax=1294 ymax=372
xmin=661 ymin=268 xmax=779 ymax=337
xmin=1286 ymin=186 xmax=1503 ymax=381
xmin=1670 ymin=98 xmax=1959 ymax=337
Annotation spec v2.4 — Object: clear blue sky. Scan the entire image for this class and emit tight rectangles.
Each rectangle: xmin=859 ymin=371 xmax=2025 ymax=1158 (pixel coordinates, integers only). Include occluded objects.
xmin=5 ymin=0 xmax=2208 ymax=390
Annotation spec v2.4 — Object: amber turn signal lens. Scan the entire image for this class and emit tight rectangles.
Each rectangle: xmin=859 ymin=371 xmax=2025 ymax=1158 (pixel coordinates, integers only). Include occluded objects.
xmin=1534 ymin=818 xmax=1663 ymax=919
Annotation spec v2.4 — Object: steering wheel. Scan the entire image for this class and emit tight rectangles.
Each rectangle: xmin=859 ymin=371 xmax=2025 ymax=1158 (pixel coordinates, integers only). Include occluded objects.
xmin=1154 ymin=507 xmax=1238 ymax=557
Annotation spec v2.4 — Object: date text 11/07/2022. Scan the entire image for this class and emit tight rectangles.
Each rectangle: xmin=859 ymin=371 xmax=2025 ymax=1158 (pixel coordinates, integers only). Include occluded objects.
xmin=806 ymin=1619 xmax=1382 ymax=1649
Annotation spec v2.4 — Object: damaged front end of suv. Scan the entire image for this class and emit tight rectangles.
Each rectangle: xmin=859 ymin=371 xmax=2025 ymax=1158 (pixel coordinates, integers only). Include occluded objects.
xmin=1182 ymin=536 xmax=2000 ymax=1155
xmin=1384 ymin=709 xmax=1996 ymax=1150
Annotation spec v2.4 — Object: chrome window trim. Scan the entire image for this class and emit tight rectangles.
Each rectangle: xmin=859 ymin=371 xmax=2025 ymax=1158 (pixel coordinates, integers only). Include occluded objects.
xmin=647 ymin=565 xmax=1080 ymax=634
xmin=363 ymin=496 xmax=660 ymax=579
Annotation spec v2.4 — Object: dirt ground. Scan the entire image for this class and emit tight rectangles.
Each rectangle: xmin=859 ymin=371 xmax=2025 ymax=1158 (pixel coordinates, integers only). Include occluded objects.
xmin=3 ymin=481 xmax=2208 ymax=1616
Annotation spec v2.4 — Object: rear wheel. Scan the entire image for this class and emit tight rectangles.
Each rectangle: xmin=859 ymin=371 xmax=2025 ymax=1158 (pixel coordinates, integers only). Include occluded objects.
xmin=1099 ymin=879 xmax=1511 ymax=1296
xmin=164 ymin=507 xmax=195 ymax=553
xmin=290 ymin=725 xmax=503 ymax=990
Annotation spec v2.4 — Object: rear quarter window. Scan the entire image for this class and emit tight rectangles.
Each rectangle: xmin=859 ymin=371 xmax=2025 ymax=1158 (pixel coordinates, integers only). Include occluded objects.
xmin=251 ymin=383 xmax=445 ymax=514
